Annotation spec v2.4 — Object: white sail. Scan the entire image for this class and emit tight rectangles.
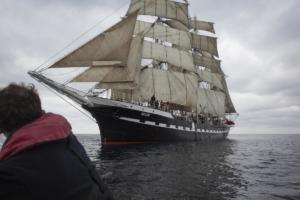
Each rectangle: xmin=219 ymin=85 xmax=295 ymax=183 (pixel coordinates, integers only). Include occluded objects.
xmin=126 ymin=0 xmax=189 ymax=26
xmin=126 ymin=34 xmax=144 ymax=79
xmin=74 ymin=35 xmax=144 ymax=90
xmin=193 ymin=52 xmax=223 ymax=75
xmin=164 ymin=19 xmax=189 ymax=31
xmin=189 ymin=18 xmax=215 ymax=33
xmin=143 ymin=41 xmax=195 ymax=72
xmin=166 ymin=70 xmax=198 ymax=108
xmin=200 ymin=52 xmax=235 ymax=113
xmin=198 ymin=70 xmax=223 ymax=90
xmin=132 ymin=68 xmax=155 ymax=101
xmin=38 ymin=0 xmax=236 ymax=116
xmin=196 ymin=54 xmax=235 ymax=114
xmin=196 ymin=51 xmax=236 ymax=113
xmin=72 ymin=66 xmax=138 ymax=90
xmin=50 ymin=12 xmax=138 ymax=68
xmin=192 ymin=34 xmax=219 ymax=57
xmin=135 ymin=21 xmax=191 ymax=50
xmin=198 ymin=88 xmax=225 ymax=116
xmin=72 ymin=66 xmax=116 ymax=83
xmin=185 ymin=72 xmax=198 ymax=109
xmin=153 ymin=69 xmax=171 ymax=101
xmin=132 ymin=68 xmax=198 ymax=107
xmin=168 ymin=70 xmax=187 ymax=105
xmin=221 ymin=78 xmax=236 ymax=113
xmin=134 ymin=20 xmax=153 ymax=34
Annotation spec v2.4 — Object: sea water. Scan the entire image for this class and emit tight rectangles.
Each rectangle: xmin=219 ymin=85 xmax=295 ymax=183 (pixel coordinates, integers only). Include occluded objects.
xmin=77 ymin=134 xmax=300 ymax=200
xmin=1 ymin=134 xmax=300 ymax=200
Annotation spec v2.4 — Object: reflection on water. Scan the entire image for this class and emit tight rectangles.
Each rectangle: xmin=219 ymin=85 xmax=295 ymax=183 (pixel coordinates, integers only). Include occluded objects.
xmin=95 ymin=140 xmax=246 ymax=200
xmin=77 ymin=134 xmax=300 ymax=200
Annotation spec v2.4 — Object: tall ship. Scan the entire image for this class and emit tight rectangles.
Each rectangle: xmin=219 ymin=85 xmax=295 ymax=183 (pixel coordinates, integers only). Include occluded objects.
xmin=29 ymin=0 xmax=237 ymax=142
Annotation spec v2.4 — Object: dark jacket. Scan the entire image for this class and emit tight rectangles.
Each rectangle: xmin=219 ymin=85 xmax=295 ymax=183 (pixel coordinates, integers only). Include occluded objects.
xmin=0 ymin=113 xmax=114 ymax=200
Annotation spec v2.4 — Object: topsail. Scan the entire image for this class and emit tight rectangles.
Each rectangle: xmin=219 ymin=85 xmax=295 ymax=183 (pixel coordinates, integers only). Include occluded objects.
xmin=126 ymin=0 xmax=189 ymax=26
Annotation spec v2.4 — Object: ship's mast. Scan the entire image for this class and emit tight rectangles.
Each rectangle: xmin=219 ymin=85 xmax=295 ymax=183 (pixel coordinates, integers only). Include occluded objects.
xmin=29 ymin=0 xmax=236 ymax=117
xmin=122 ymin=0 xmax=235 ymax=117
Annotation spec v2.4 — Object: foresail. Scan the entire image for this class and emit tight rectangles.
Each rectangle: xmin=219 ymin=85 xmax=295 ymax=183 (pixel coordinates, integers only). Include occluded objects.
xmin=50 ymin=12 xmax=138 ymax=68
xmin=96 ymin=34 xmax=143 ymax=90
xmin=72 ymin=34 xmax=144 ymax=90
xmin=126 ymin=0 xmax=189 ymax=26
xmin=72 ymin=66 xmax=116 ymax=82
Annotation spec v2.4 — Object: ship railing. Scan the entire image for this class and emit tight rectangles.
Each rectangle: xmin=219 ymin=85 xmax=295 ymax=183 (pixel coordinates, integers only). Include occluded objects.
xmin=115 ymin=98 xmax=228 ymax=129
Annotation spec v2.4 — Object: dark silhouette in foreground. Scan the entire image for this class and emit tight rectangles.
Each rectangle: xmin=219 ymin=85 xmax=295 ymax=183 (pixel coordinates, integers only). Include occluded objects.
xmin=0 ymin=83 xmax=114 ymax=200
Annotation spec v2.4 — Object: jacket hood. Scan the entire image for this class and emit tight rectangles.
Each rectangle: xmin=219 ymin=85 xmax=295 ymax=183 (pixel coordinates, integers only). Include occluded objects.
xmin=0 ymin=113 xmax=72 ymax=160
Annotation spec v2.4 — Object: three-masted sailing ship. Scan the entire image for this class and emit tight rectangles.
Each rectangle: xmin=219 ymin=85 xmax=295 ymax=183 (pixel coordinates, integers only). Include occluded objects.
xmin=29 ymin=0 xmax=237 ymax=142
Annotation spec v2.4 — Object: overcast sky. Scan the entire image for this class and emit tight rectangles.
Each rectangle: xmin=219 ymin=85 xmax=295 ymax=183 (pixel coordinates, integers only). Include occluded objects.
xmin=0 ymin=0 xmax=299 ymax=134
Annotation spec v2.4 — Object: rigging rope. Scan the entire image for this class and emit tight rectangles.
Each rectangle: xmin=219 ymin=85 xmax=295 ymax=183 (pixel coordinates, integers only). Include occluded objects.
xmin=44 ymin=68 xmax=84 ymax=77
xmin=34 ymin=2 xmax=130 ymax=72
xmin=41 ymin=83 xmax=97 ymax=123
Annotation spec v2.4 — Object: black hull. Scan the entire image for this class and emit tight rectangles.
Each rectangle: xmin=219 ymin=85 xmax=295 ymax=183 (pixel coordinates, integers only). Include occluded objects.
xmin=83 ymin=98 xmax=230 ymax=143
xmin=95 ymin=115 xmax=228 ymax=142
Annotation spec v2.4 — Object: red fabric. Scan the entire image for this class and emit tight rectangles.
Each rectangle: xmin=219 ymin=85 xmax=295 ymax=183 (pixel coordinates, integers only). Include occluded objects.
xmin=225 ymin=119 xmax=235 ymax=125
xmin=0 ymin=113 xmax=72 ymax=160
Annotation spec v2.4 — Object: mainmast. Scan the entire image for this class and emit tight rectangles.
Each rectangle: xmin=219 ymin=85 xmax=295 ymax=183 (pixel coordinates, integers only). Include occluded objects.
xmin=124 ymin=0 xmax=235 ymax=116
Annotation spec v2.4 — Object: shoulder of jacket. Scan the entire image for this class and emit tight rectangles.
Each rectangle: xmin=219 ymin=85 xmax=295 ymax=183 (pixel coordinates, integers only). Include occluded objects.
xmin=0 ymin=157 xmax=22 ymax=173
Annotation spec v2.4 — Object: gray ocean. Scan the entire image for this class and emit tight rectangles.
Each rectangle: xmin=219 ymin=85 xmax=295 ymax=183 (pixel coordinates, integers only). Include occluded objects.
xmin=1 ymin=134 xmax=300 ymax=200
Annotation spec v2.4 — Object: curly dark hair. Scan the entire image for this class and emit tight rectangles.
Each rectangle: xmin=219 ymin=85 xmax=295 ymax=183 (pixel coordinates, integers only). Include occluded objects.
xmin=0 ymin=83 xmax=43 ymax=132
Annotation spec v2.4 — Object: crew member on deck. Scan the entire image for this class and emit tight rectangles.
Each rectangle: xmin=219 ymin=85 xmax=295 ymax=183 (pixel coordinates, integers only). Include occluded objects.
xmin=150 ymin=94 xmax=156 ymax=107
xmin=0 ymin=83 xmax=114 ymax=200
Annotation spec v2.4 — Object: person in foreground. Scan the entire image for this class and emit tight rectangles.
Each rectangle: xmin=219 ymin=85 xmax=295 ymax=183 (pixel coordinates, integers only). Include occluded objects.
xmin=0 ymin=83 xmax=114 ymax=200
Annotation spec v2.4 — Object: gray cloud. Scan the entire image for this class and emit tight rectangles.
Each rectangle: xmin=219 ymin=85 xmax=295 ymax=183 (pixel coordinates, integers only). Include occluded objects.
xmin=0 ymin=0 xmax=299 ymax=134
